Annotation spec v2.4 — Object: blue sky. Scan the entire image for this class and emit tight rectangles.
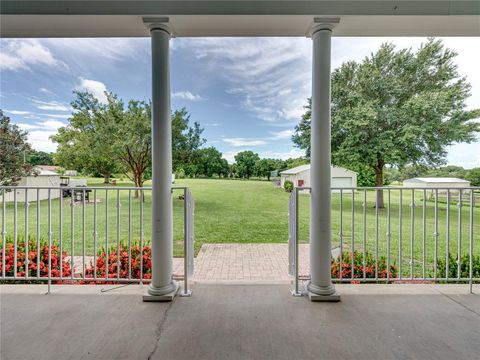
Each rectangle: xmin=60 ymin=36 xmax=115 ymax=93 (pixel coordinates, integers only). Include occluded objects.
xmin=1 ymin=37 xmax=479 ymax=167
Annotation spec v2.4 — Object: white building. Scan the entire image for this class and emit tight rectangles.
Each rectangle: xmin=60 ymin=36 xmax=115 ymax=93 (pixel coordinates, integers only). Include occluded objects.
xmin=4 ymin=168 xmax=61 ymax=203
xmin=403 ymin=177 xmax=470 ymax=190
xmin=280 ymin=164 xmax=357 ymax=189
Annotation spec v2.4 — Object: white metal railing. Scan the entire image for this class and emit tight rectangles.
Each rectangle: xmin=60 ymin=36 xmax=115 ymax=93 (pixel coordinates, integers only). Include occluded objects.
xmin=289 ymin=186 xmax=479 ymax=294
xmin=0 ymin=186 xmax=194 ymax=295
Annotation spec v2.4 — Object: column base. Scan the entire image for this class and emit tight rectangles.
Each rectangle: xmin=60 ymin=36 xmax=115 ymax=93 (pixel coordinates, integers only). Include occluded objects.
xmin=143 ymin=281 xmax=179 ymax=302
xmin=304 ymin=281 xmax=341 ymax=302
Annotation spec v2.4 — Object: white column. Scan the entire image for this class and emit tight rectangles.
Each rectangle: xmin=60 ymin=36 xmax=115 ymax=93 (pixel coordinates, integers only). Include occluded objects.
xmin=306 ymin=18 xmax=340 ymax=301
xmin=143 ymin=18 xmax=178 ymax=301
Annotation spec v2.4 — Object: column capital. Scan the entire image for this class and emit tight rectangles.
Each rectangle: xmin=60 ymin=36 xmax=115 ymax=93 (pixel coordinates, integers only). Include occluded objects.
xmin=308 ymin=17 xmax=340 ymax=37
xmin=143 ymin=17 xmax=172 ymax=36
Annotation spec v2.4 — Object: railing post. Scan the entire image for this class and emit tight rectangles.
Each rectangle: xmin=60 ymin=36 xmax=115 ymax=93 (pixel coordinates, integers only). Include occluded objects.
xmin=290 ymin=188 xmax=302 ymax=297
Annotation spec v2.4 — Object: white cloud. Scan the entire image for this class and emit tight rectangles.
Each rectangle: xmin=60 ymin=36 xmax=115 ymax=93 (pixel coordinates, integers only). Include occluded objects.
xmin=74 ymin=77 xmax=108 ymax=103
xmin=39 ymin=87 xmax=56 ymax=96
xmin=4 ymin=110 xmax=31 ymax=115
xmin=172 ymin=91 xmax=205 ymax=101
xmin=270 ymin=129 xmax=294 ymax=139
xmin=15 ymin=119 xmax=67 ymax=152
xmin=204 ymin=123 xmax=220 ymax=127
xmin=0 ymin=40 xmax=67 ymax=71
xmin=258 ymin=149 xmax=306 ymax=160
xmin=31 ymin=100 xmax=70 ymax=112
xmin=223 ymin=138 xmax=268 ymax=147
xmin=172 ymin=37 xmax=311 ymax=124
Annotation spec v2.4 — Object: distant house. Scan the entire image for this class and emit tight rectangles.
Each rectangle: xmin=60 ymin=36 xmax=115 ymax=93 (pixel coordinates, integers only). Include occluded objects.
xmin=4 ymin=167 xmax=61 ymax=202
xmin=403 ymin=177 xmax=470 ymax=191
xmin=280 ymin=164 xmax=357 ymax=190
xmin=35 ymin=165 xmax=62 ymax=173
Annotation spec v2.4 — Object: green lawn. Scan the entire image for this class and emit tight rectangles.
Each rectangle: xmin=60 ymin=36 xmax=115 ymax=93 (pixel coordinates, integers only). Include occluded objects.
xmin=1 ymin=178 xmax=479 ymax=278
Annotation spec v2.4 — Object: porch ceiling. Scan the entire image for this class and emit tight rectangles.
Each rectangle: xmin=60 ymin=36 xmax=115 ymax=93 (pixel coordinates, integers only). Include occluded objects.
xmin=1 ymin=1 xmax=479 ymax=37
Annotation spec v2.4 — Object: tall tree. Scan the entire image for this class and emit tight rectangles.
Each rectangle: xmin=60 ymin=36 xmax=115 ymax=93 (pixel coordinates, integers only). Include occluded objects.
xmin=51 ymin=92 xmax=119 ymax=183
xmin=28 ymin=150 xmax=54 ymax=166
xmin=171 ymin=108 xmax=206 ymax=177
xmin=254 ymin=158 xmax=277 ymax=181
xmin=196 ymin=147 xmax=228 ymax=177
xmin=292 ymin=39 xmax=480 ymax=207
xmin=234 ymin=151 xmax=260 ymax=179
xmin=105 ymin=96 xmax=152 ymax=195
xmin=0 ymin=110 xmax=32 ymax=186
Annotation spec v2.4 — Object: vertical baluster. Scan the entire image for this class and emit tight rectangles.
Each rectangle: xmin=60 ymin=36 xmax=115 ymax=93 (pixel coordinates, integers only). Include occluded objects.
xmin=363 ymin=190 xmax=367 ymax=281
xmin=351 ymin=189 xmax=355 ymax=281
xmin=339 ymin=189 xmax=343 ymax=280
xmin=93 ymin=189 xmax=97 ymax=280
xmin=70 ymin=190 xmax=74 ymax=280
xmin=128 ymin=189 xmax=132 ymax=280
xmin=36 ymin=189 xmax=40 ymax=278
xmin=48 ymin=189 xmax=52 ymax=292
xmin=117 ymin=189 xmax=120 ymax=280
xmin=410 ymin=189 xmax=415 ymax=279
xmin=446 ymin=190 xmax=450 ymax=280
xmin=82 ymin=189 xmax=86 ymax=280
xmin=422 ymin=189 xmax=426 ymax=279
xmin=14 ymin=191 xmax=17 ymax=278
xmin=59 ymin=190 xmax=63 ymax=279
xmin=434 ymin=189 xmax=439 ymax=280
xmin=387 ymin=189 xmax=391 ymax=282
xmin=105 ymin=189 xmax=108 ymax=280
xmin=375 ymin=188 xmax=379 ymax=280
xmin=25 ymin=189 xmax=28 ymax=278
xmin=469 ymin=190 xmax=473 ymax=293
xmin=399 ymin=189 xmax=403 ymax=280
xmin=2 ymin=189 xmax=6 ymax=279
xmin=458 ymin=190 xmax=462 ymax=280
xmin=140 ymin=189 xmax=144 ymax=283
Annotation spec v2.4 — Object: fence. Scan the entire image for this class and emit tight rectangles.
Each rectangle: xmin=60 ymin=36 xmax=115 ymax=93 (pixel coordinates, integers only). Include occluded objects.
xmin=289 ymin=187 xmax=479 ymax=294
xmin=0 ymin=186 xmax=194 ymax=295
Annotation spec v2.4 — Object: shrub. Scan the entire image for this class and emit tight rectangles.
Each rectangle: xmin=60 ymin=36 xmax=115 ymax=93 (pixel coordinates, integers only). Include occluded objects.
xmin=284 ymin=180 xmax=294 ymax=193
xmin=331 ymin=250 xmax=397 ymax=282
xmin=0 ymin=240 xmax=71 ymax=281
xmin=436 ymin=253 xmax=480 ymax=279
xmin=83 ymin=243 xmax=152 ymax=282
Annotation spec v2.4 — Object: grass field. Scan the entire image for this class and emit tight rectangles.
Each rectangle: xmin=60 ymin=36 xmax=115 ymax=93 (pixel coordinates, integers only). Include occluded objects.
xmin=1 ymin=178 xmax=479 ymax=277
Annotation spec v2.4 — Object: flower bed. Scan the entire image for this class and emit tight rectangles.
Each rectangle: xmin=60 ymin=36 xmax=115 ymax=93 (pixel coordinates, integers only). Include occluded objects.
xmin=331 ymin=250 xmax=397 ymax=282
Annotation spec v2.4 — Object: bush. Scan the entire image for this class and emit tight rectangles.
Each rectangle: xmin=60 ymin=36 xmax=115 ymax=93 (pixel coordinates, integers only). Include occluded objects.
xmin=284 ymin=180 xmax=294 ymax=193
xmin=0 ymin=240 xmax=71 ymax=280
xmin=331 ymin=250 xmax=397 ymax=282
xmin=436 ymin=253 xmax=480 ymax=279
xmin=83 ymin=243 xmax=152 ymax=282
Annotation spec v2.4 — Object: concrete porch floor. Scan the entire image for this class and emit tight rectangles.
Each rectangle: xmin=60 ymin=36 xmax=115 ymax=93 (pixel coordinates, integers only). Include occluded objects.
xmin=1 ymin=284 xmax=479 ymax=360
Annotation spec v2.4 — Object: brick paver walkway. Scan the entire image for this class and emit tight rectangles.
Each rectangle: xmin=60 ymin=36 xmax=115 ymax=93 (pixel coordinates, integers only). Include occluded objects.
xmin=173 ymin=244 xmax=312 ymax=281
xmin=69 ymin=244 xmax=343 ymax=281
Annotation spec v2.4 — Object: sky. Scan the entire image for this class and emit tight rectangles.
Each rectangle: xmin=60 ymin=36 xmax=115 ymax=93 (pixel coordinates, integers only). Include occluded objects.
xmin=1 ymin=36 xmax=479 ymax=167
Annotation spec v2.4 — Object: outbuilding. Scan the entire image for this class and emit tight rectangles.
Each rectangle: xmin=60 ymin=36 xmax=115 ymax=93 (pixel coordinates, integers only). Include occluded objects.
xmin=403 ymin=177 xmax=471 ymax=190
xmin=4 ymin=167 xmax=61 ymax=202
xmin=280 ymin=164 xmax=357 ymax=189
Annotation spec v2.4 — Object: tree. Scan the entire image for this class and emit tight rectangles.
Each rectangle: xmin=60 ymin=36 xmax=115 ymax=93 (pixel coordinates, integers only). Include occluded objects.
xmin=0 ymin=110 xmax=32 ymax=186
xmin=51 ymin=92 xmax=119 ymax=183
xmin=171 ymin=108 xmax=206 ymax=177
xmin=293 ymin=39 xmax=480 ymax=207
xmin=105 ymin=95 xmax=152 ymax=195
xmin=465 ymin=168 xmax=480 ymax=186
xmin=234 ymin=151 xmax=260 ymax=179
xmin=254 ymin=158 xmax=277 ymax=181
xmin=196 ymin=147 xmax=228 ymax=177
xmin=28 ymin=150 xmax=54 ymax=166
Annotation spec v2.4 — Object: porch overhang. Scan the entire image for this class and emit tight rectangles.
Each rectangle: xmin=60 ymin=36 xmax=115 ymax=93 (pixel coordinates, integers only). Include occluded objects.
xmin=1 ymin=0 xmax=479 ymax=37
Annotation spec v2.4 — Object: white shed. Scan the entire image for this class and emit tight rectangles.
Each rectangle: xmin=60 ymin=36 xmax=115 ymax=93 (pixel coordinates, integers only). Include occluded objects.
xmin=280 ymin=164 xmax=357 ymax=189
xmin=4 ymin=168 xmax=61 ymax=203
xmin=403 ymin=177 xmax=470 ymax=189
